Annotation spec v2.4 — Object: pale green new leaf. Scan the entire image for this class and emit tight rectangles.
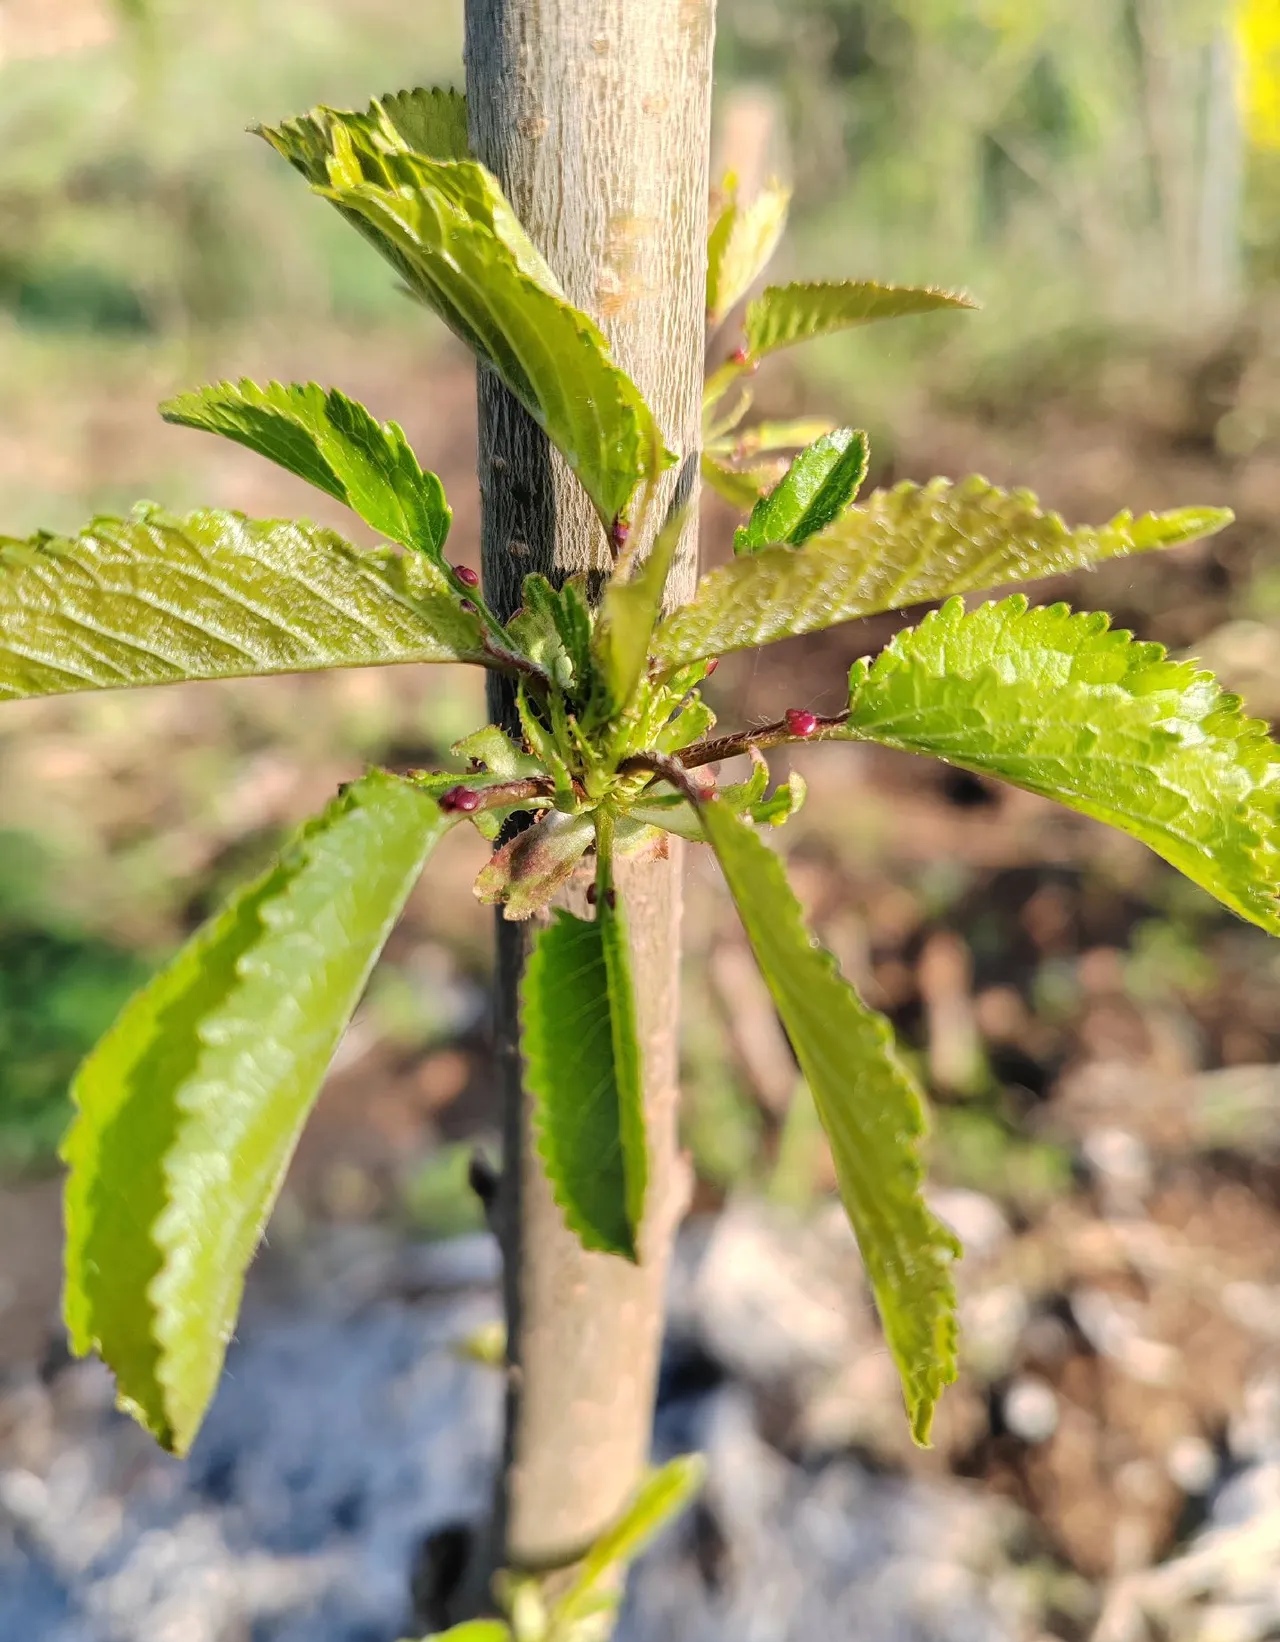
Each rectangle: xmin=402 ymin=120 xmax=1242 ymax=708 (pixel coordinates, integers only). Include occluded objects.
xmin=700 ymin=453 xmax=781 ymax=510
xmin=410 ymin=1624 xmax=511 ymax=1642
xmin=700 ymin=800 xmax=959 ymax=1443
xmin=521 ymin=895 xmax=647 ymax=1261
xmin=706 ymin=180 xmax=791 ymax=328
xmin=743 ymin=280 xmax=976 ymax=358
xmin=734 ymin=427 xmax=869 ymax=552
xmin=556 ymin=1455 xmax=707 ymax=1628
xmin=379 ymin=85 xmax=469 ymax=161
xmin=839 ymin=596 xmax=1280 ymax=934
xmin=0 ymin=505 xmax=487 ymax=700
xmin=62 ymin=772 xmax=451 ymax=1454
xmin=261 ymin=97 xmax=670 ymax=526
xmin=161 ymin=380 xmax=451 ymax=557
xmin=653 ymin=478 xmax=1233 ymax=669
xmin=593 ymin=507 xmax=685 ymax=713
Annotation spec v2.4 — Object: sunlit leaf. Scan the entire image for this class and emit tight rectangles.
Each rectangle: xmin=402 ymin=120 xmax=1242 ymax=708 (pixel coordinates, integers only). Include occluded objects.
xmin=700 ymin=453 xmax=786 ymax=511
xmin=742 ymin=280 xmax=976 ymax=358
xmin=521 ymin=885 xmax=646 ymax=1261
xmin=700 ymin=800 xmax=959 ymax=1443
xmin=706 ymin=180 xmax=791 ymax=329
xmin=555 ymin=1455 xmax=707 ymax=1627
xmin=63 ymin=773 xmax=451 ymax=1454
xmin=261 ymin=96 xmax=671 ymax=526
xmin=653 ymin=479 xmax=1233 ymax=669
xmin=838 ymin=596 xmax=1280 ymax=934
xmin=161 ymin=379 xmax=451 ymax=557
xmin=0 ymin=505 xmax=487 ymax=701
xmin=410 ymin=1624 xmax=511 ymax=1642
xmin=734 ymin=428 xmax=869 ymax=552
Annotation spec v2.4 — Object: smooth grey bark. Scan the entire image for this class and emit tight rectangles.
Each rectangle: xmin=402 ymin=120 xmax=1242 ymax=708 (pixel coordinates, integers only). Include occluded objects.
xmin=464 ymin=0 xmax=716 ymax=1589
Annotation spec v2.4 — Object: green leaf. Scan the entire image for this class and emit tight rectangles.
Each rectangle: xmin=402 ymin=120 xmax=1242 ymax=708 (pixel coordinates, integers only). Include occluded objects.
xmin=592 ymin=506 xmax=685 ymax=714
xmin=839 ymin=596 xmax=1280 ymax=934
xmin=0 ymin=505 xmax=487 ymax=700
xmin=260 ymin=97 xmax=670 ymax=527
xmin=62 ymin=772 xmax=451 ymax=1454
xmin=742 ymin=280 xmax=976 ymax=359
xmin=708 ymin=416 xmax=837 ymax=461
xmin=699 ymin=800 xmax=959 ymax=1443
xmin=378 ymin=85 xmax=470 ymax=161
xmin=160 ymin=380 xmax=451 ymax=558
xmin=734 ymin=428 xmax=869 ymax=553
xmin=410 ymin=1624 xmax=512 ymax=1642
xmin=653 ymin=479 xmax=1233 ymax=670
xmin=475 ymin=812 xmax=595 ymax=921
xmin=521 ymin=884 xmax=646 ymax=1261
xmin=706 ymin=180 xmax=791 ymax=329
xmin=556 ymin=1455 xmax=707 ymax=1627
xmin=700 ymin=454 xmax=782 ymax=510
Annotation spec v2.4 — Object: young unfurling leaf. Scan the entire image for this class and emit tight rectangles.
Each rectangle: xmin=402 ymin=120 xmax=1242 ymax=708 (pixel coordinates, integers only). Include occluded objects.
xmin=743 ymin=280 xmax=977 ymax=358
xmin=734 ymin=427 xmax=869 ymax=553
xmin=839 ymin=596 xmax=1280 ymax=934
xmin=652 ymin=481 xmax=1233 ymax=670
xmin=706 ymin=179 xmax=791 ymax=329
xmin=0 ymin=505 xmax=487 ymax=701
xmin=161 ymin=380 xmax=451 ymax=558
xmin=62 ymin=773 xmax=452 ymax=1454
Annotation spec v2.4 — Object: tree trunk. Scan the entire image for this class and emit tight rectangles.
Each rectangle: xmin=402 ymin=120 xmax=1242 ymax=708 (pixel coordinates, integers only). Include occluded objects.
xmin=464 ymin=0 xmax=716 ymax=1590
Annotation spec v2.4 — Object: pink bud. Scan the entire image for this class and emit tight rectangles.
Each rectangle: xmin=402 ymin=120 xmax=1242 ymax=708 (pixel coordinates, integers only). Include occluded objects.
xmin=705 ymin=658 xmax=720 ymax=677
xmin=439 ymin=785 xmax=482 ymax=814
xmin=610 ymin=517 xmax=631 ymax=552
xmin=454 ymin=564 xmax=480 ymax=588
xmin=459 ymin=598 xmax=476 ymax=614
xmin=785 ymin=707 xmax=819 ymax=739
xmin=729 ymin=346 xmax=758 ymax=373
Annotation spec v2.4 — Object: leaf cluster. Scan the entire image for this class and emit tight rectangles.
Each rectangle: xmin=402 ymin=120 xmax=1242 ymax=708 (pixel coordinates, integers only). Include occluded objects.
xmin=1 ymin=86 xmax=1270 ymax=1465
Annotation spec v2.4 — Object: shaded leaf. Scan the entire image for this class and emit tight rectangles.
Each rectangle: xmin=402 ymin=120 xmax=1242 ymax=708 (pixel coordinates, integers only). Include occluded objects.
xmin=743 ymin=280 xmax=976 ymax=358
xmin=734 ymin=427 xmax=869 ymax=552
xmin=261 ymin=97 xmax=670 ymax=526
xmin=63 ymin=773 xmax=450 ymax=1453
xmin=521 ymin=890 xmax=646 ymax=1261
xmin=0 ymin=506 xmax=487 ymax=701
xmin=161 ymin=380 xmax=451 ymax=557
xmin=706 ymin=180 xmax=791 ymax=328
xmin=556 ymin=1455 xmax=707 ymax=1627
xmin=839 ymin=596 xmax=1280 ymax=934
xmin=653 ymin=478 xmax=1233 ymax=669
xmin=700 ymin=800 xmax=959 ymax=1442
xmin=474 ymin=812 xmax=595 ymax=921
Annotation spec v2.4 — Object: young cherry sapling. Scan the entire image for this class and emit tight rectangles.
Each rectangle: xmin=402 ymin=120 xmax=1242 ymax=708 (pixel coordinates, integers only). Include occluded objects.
xmin=0 ymin=83 xmax=1276 ymax=1639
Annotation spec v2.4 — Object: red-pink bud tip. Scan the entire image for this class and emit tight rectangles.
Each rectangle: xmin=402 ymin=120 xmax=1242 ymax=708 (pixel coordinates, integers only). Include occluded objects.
xmin=705 ymin=658 xmax=720 ymax=677
xmin=439 ymin=785 xmax=482 ymax=814
xmin=785 ymin=707 xmax=820 ymax=739
xmin=609 ymin=517 xmax=631 ymax=551
xmin=729 ymin=346 xmax=758 ymax=373
xmin=459 ymin=598 xmax=476 ymax=614
xmin=454 ymin=564 xmax=480 ymax=588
